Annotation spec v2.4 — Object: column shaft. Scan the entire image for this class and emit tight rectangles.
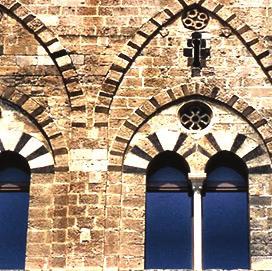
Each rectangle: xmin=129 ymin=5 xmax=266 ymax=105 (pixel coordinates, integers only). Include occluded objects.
xmin=193 ymin=188 xmax=202 ymax=270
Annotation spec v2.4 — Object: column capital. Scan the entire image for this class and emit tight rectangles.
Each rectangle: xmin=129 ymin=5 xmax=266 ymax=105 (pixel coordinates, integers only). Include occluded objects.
xmin=189 ymin=172 xmax=206 ymax=191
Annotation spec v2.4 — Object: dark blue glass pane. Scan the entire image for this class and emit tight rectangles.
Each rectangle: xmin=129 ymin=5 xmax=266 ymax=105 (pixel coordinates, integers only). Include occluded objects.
xmin=207 ymin=166 xmax=246 ymax=187
xmin=0 ymin=168 xmax=30 ymax=184
xmin=148 ymin=166 xmax=188 ymax=186
xmin=0 ymin=193 xmax=29 ymax=268
xmin=203 ymin=192 xmax=249 ymax=269
xmin=145 ymin=192 xmax=192 ymax=269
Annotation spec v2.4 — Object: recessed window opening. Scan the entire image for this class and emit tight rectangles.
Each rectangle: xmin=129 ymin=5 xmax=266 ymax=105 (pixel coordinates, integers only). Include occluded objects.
xmin=147 ymin=151 xmax=191 ymax=191
xmin=0 ymin=151 xmax=30 ymax=191
xmin=203 ymin=151 xmax=249 ymax=269
xmin=204 ymin=151 xmax=248 ymax=191
xmin=145 ymin=151 xmax=192 ymax=269
xmin=0 ymin=151 xmax=30 ymax=269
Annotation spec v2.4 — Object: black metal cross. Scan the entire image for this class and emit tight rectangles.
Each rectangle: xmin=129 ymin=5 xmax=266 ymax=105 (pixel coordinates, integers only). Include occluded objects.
xmin=184 ymin=32 xmax=210 ymax=77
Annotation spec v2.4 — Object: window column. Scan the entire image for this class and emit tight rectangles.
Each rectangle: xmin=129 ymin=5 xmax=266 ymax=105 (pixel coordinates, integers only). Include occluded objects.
xmin=189 ymin=172 xmax=206 ymax=271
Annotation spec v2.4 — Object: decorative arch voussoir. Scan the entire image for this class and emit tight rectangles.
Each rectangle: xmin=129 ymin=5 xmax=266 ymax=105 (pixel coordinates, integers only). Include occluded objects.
xmin=123 ymin=129 xmax=190 ymax=175
xmin=109 ymin=83 xmax=272 ymax=175
xmin=0 ymin=130 xmax=54 ymax=173
xmin=204 ymin=131 xmax=272 ymax=174
xmin=122 ymin=129 xmax=272 ymax=176
xmin=0 ymin=94 xmax=69 ymax=172
xmin=200 ymin=85 xmax=270 ymax=135
xmin=94 ymin=7 xmax=185 ymax=126
xmin=0 ymin=1 xmax=86 ymax=113
xmin=95 ymin=0 xmax=271 ymax=126
xmin=198 ymin=1 xmax=272 ymax=83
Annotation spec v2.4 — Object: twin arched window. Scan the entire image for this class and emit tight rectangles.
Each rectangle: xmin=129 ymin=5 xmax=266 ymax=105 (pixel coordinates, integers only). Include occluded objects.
xmin=145 ymin=150 xmax=249 ymax=269
xmin=0 ymin=151 xmax=30 ymax=269
xmin=0 ymin=148 xmax=250 ymax=269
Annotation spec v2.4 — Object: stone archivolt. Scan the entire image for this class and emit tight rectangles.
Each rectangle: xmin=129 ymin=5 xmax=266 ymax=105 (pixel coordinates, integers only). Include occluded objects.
xmin=95 ymin=1 xmax=272 ymax=124
xmin=0 ymin=0 xmax=271 ymax=270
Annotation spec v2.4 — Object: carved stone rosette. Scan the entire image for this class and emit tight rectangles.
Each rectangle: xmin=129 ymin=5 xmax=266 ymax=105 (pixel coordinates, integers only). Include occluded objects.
xmin=182 ymin=7 xmax=210 ymax=31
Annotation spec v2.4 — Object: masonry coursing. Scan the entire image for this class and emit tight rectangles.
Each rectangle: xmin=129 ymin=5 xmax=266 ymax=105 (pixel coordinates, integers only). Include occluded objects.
xmin=0 ymin=0 xmax=271 ymax=270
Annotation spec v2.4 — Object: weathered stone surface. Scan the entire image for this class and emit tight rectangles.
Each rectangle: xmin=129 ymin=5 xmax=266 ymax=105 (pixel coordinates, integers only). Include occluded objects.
xmin=0 ymin=0 xmax=271 ymax=270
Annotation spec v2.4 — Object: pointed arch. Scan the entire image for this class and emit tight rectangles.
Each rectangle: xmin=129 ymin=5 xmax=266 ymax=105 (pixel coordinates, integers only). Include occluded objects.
xmin=0 ymin=130 xmax=54 ymax=173
xmin=0 ymin=1 xmax=86 ymax=121
xmin=105 ymin=82 xmax=272 ymax=270
xmin=94 ymin=0 xmax=271 ymax=126
xmin=108 ymin=82 xmax=272 ymax=174
xmin=0 ymin=98 xmax=70 ymax=269
xmin=0 ymin=97 xmax=68 ymax=172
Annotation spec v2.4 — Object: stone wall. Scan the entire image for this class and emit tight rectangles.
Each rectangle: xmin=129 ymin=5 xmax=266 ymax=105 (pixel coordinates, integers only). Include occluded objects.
xmin=0 ymin=0 xmax=271 ymax=270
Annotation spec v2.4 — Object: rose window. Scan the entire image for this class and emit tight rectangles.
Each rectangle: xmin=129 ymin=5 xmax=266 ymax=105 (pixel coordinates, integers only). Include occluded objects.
xmin=179 ymin=101 xmax=212 ymax=131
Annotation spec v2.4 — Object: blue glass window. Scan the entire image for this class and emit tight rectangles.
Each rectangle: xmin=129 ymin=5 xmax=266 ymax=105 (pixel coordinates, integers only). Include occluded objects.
xmin=0 ymin=151 xmax=30 ymax=269
xmin=203 ymin=151 xmax=249 ymax=269
xmin=145 ymin=151 xmax=192 ymax=269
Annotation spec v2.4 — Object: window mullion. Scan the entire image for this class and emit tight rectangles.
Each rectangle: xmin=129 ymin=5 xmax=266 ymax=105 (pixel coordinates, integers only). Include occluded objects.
xmin=189 ymin=173 xmax=206 ymax=271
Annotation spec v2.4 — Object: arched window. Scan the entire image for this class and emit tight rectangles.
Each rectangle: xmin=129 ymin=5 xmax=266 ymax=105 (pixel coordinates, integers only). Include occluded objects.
xmin=203 ymin=151 xmax=249 ymax=269
xmin=145 ymin=151 xmax=192 ymax=269
xmin=0 ymin=151 xmax=30 ymax=269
